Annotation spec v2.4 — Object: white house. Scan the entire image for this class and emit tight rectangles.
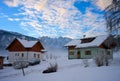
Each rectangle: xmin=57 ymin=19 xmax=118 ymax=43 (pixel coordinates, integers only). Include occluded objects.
xmin=6 ymin=38 xmax=45 ymax=63
xmin=65 ymin=35 xmax=116 ymax=59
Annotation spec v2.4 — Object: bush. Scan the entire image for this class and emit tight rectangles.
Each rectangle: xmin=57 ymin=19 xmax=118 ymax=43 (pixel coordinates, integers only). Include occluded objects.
xmin=13 ymin=61 xmax=29 ymax=69
xmin=43 ymin=63 xmax=58 ymax=73
xmin=45 ymin=54 xmax=58 ymax=61
xmin=29 ymin=59 xmax=40 ymax=66
xmin=4 ymin=63 xmax=12 ymax=66
xmin=82 ymin=59 xmax=89 ymax=67
xmin=94 ymin=53 xmax=109 ymax=67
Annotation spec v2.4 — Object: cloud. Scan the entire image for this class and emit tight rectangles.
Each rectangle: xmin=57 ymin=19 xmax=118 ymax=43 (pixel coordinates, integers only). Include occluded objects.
xmin=34 ymin=0 xmax=47 ymax=11
xmin=4 ymin=0 xmax=19 ymax=7
xmin=78 ymin=8 xmax=107 ymax=37
xmin=0 ymin=13 xmax=21 ymax=21
xmin=95 ymin=0 xmax=112 ymax=10
xmin=8 ymin=18 xmax=20 ymax=21
xmin=3 ymin=0 xmax=107 ymax=38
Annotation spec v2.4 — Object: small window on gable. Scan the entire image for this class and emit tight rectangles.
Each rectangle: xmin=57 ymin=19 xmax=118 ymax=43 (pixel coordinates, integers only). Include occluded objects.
xmin=85 ymin=50 xmax=91 ymax=55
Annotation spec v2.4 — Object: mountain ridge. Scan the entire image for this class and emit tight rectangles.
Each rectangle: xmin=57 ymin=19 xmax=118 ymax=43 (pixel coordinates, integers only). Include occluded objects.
xmin=0 ymin=29 xmax=71 ymax=51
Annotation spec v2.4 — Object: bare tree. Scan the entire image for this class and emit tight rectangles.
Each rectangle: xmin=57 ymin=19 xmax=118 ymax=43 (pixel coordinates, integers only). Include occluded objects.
xmin=13 ymin=58 xmax=29 ymax=76
xmin=104 ymin=0 xmax=120 ymax=49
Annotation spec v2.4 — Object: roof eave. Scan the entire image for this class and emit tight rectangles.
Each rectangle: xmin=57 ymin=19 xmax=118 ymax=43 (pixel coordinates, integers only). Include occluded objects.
xmin=65 ymin=45 xmax=76 ymax=47
xmin=76 ymin=45 xmax=99 ymax=49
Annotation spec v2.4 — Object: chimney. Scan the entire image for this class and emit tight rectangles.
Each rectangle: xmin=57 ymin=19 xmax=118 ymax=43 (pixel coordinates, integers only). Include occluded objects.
xmin=83 ymin=35 xmax=86 ymax=38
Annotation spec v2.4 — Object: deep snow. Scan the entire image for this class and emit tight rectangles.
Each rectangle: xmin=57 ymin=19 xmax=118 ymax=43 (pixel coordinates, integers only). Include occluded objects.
xmin=0 ymin=51 xmax=120 ymax=81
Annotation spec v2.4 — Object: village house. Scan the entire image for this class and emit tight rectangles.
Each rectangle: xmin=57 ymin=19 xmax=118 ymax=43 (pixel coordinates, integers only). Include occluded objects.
xmin=6 ymin=38 xmax=45 ymax=64
xmin=65 ymin=35 xmax=115 ymax=59
xmin=0 ymin=56 xmax=4 ymax=69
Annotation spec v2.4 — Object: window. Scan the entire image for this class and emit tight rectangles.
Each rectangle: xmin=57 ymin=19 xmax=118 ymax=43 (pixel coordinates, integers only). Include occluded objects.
xmin=22 ymin=53 xmax=24 ymax=57
xmin=38 ymin=54 xmax=40 ymax=58
xmin=15 ymin=53 xmax=17 ymax=56
xmin=77 ymin=51 xmax=80 ymax=55
xmin=34 ymin=53 xmax=36 ymax=58
xmin=107 ymin=51 xmax=111 ymax=55
xmin=85 ymin=50 xmax=91 ymax=55
xmin=69 ymin=50 xmax=74 ymax=55
xmin=69 ymin=52 xmax=74 ymax=55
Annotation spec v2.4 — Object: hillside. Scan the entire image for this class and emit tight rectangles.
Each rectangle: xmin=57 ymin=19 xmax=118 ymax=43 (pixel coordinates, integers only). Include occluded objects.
xmin=0 ymin=30 xmax=37 ymax=50
xmin=0 ymin=29 xmax=71 ymax=56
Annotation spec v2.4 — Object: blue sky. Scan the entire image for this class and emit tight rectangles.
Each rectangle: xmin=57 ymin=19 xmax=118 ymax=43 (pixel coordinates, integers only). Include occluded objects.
xmin=0 ymin=0 xmax=112 ymax=38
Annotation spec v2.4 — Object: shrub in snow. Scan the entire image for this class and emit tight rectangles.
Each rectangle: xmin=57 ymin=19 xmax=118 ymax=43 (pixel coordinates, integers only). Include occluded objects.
xmin=82 ymin=59 xmax=89 ymax=67
xmin=45 ymin=53 xmax=58 ymax=61
xmin=93 ymin=53 xmax=109 ymax=67
xmin=4 ymin=63 xmax=12 ymax=66
xmin=94 ymin=54 xmax=104 ymax=67
xmin=43 ymin=62 xmax=58 ymax=73
xmin=13 ymin=61 xmax=29 ymax=69
xmin=29 ymin=59 xmax=40 ymax=66
xmin=104 ymin=56 xmax=109 ymax=66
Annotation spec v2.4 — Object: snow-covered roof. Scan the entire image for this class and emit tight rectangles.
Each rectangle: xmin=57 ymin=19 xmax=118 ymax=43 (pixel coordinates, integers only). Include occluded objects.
xmin=65 ymin=35 xmax=109 ymax=48
xmin=0 ymin=56 xmax=5 ymax=58
xmin=17 ymin=38 xmax=38 ymax=48
xmin=65 ymin=39 xmax=80 ymax=46
xmin=76 ymin=35 xmax=109 ymax=48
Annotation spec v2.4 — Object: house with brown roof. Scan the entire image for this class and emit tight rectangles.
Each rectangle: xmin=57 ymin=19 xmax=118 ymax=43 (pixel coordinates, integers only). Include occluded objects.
xmin=65 ymin=35 xmax=115 ymax=59
xmin=6 ymin=38 xmax=45 ymax=63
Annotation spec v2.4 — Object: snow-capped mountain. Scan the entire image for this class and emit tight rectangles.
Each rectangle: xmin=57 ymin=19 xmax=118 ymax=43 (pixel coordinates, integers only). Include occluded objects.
xmin=0 ymin=29 xmax=71 ymax=51
xmin=0 ymin=29 xmax=37 ymax=50
xmin=39 ymin=36 xmax=71 ymax=50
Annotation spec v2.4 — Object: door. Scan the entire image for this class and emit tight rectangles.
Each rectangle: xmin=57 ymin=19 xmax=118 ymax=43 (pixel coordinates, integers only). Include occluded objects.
xmin=77 ymin=51 xmax=80 ymax=59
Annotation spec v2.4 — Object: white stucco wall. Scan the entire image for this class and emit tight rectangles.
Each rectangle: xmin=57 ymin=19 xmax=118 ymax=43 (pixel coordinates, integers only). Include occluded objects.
xmin=8 ymin=51 xmax=44 ymax=63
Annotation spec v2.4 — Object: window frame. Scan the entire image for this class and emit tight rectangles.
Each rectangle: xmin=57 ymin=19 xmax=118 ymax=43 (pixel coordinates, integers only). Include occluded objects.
xmin=34 ymin=53 xmax=36 ymax=58
xmin=85 ymin=50 xmax=91 ymax=55
xmin=21 ymin=53 xmax=24 ymax=57
xmin=69 ymin=50 xmax=75 ymax=55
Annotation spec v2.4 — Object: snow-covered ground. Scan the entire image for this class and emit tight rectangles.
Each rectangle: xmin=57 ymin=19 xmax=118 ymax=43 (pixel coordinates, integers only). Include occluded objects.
xmin=0 ymin=51 xmax=120 ymax=81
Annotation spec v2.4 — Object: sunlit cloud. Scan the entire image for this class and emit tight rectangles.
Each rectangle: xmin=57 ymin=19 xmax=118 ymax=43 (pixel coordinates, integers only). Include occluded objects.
xmin=34 ymin=0 xmax=47 ymax=11
xmin=4 ymin=0 xmax=19 ymax=7
xmin=95 ymin=0 xmax=112 ymax=10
